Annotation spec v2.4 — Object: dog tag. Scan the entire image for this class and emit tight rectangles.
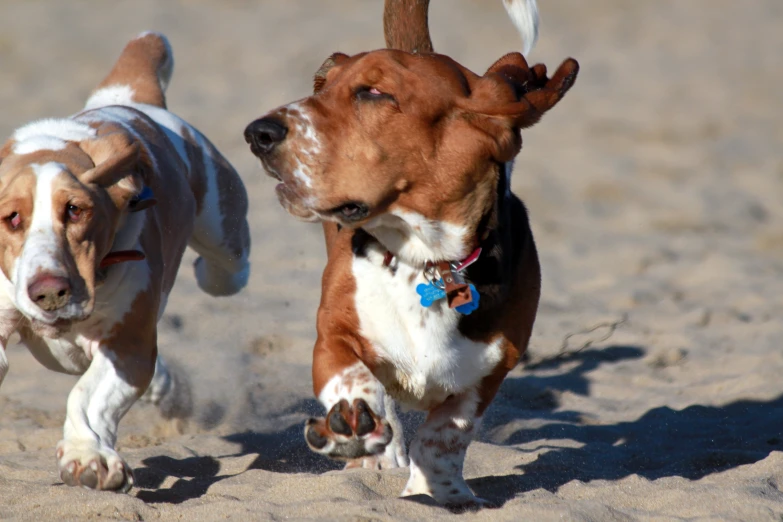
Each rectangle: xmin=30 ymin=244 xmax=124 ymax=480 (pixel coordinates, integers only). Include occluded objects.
xmin=454 ymin=284 xmax=480 ymax=315
xmin=129 ymin=186 xmax=157 ymax=212
xmin=451 ymin=269 xmax=467 ymax=285
xmin=416 ymin=283 xmax=446 ymax=307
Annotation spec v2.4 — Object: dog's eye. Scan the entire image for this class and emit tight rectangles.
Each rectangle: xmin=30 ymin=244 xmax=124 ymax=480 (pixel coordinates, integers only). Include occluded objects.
xmin=5 ymin=211 xmax=21 ymax=231
xmin=333 ymin=202 xmax=370 ymax=222
xmin=355 ymin=86 xmax=396 ymax=103
xmin=66 ymin=204 xmax=82 ymax=223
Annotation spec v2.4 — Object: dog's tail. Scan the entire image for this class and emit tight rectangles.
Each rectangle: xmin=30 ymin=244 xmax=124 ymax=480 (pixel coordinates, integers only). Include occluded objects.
xmin=383 ymin=0 xmax=539 ymax=56
xmin=384 ymin=0 xmax=434 ymax=54
xmin=85 ymin=32 xmax=174 ymax=110
xmin=502 ymin=0 xmax=539 ymax=56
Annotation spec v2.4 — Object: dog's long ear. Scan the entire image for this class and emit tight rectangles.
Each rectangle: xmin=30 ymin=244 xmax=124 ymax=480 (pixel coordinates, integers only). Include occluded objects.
xmin=79 ymin=128 xmax=145 ymax=208
xmin=458 ymin=54 xmax=579 ymax=161
xmin=0 ymin=140 xmax=12 ymax=167
xmin=313 ymin=52 xmax=350 ymax=94
xmin=485 ymin=54 xmax=578 ymax=128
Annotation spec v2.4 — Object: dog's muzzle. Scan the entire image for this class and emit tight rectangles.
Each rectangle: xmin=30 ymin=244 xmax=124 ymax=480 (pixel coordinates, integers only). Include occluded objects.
xmin=244 ymin=117 xmax=288 ymax=156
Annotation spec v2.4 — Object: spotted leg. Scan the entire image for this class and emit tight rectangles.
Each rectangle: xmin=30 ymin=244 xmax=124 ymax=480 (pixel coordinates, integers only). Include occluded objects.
xmin=402 ymin=391 xmax=485 ymax=510
xmin=305 ymin=360 xmax=407 ymax=469
xmin=57 ymin=346 xmax=154 ymax=492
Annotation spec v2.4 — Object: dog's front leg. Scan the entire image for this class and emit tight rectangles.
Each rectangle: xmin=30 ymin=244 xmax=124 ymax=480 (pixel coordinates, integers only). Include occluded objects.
xmin=57 ymin=345 xmax=154 ymax=492
xmin=402 ymin=391 xmax=484 ymax=509
xmin=304 ymin=343 xmax=407 ymax=469
xmin=0 ymin=340 xmax=8 ymax=387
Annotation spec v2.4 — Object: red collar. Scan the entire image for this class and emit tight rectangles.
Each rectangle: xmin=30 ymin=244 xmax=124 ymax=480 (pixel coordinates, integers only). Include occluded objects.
xmin=99 ymin=250 xmax=145 ymax=268
xmin=98 ymin=187 xmax=155 ymax=269
xmin=382 ymin=246 xmax=483 ymax=270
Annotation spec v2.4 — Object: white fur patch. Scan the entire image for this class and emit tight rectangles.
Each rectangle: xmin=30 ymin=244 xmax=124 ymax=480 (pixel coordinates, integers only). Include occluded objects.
xmin=352 ymin=245 xmax=504 ymax=409
xmin=14 ymin=163 xmax=66 ymax=323
xmin=12 ymin=119 xmax=96 ymax=155
xmin=363 ymin=209 xmax=469 ymax=265
xmin=318 ymin=362 xmax=385 ymax=412
xmin=13 ymin=136 xmax=67 ymax=155
xmin=84 ymin=85 xmax=136 ymax=110
xmin=286 ymin=102 xmax=321 ymax=190
xmin=66 ymin=347 xmax=143 ymax=445
xmin=502 ymin=0 xmax=540 ymax=56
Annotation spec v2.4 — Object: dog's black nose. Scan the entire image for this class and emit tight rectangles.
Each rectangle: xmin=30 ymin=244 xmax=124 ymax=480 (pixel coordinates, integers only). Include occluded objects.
xmin=244 ymin=118 xmax=288 ymax=155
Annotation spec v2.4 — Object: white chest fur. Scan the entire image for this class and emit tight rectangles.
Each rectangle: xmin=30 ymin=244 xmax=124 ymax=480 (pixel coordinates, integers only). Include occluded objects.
xmin=352 ymin=248 xmax=503 ymax=409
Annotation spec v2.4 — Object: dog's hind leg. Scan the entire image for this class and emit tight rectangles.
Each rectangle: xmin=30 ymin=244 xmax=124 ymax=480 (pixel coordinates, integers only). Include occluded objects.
xmin=0 ymin=342 xmax=8 ymax=387
xmin=140 ymin=355 xmax=194 ymax=421
xmin=178 ymin=127 xmax=251 ymax=297
xmin=402 ymin=391 xmax=484 ymax=510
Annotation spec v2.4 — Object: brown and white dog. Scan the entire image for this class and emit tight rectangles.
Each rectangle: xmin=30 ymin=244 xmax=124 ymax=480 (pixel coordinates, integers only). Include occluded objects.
xmin=0 ymin=32 xmax=250 ymax=492
xmin=244 ymin=0 xmax=576 ymax=509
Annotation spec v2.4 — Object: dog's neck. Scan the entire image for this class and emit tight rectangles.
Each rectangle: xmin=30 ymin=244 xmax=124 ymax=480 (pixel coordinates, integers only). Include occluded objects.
xmin=361 ymin=162 xmax=508 ymax=268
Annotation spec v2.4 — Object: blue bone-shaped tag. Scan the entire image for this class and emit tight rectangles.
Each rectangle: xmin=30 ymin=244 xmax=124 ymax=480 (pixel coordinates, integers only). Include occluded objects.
xmin=416 ymin=283 xmax=446 ymax=307
xmin=416 ymin=282 xmax=480 ymax=315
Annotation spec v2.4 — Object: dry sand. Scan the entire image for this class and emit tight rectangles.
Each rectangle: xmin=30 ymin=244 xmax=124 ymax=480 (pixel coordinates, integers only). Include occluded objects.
xmin=1 ymin=0 xmax=782 ymax=520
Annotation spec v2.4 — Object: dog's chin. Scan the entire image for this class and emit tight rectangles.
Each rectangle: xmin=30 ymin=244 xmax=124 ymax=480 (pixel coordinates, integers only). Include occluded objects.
xmin=275 ymin=183 xmax=320 ymax=222
xmin=22 ymin=303 xmax=92 ymax=338
xmin=29 ymin=317 xmax=76 ymax=337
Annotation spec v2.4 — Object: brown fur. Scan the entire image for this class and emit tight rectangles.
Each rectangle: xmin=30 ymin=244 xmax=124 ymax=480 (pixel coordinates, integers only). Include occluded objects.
xmin=260 ymin=50 xmax=575 ymax=405
xmin=245 ymin=0 xmax=577 ymax=502
xmin=384 ymin=0 xmax=433 ymax=54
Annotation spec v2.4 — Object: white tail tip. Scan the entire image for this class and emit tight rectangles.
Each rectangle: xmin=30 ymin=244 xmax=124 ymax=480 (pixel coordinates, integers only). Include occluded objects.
xmin=502 ymin=0 xmax=540 ymax=57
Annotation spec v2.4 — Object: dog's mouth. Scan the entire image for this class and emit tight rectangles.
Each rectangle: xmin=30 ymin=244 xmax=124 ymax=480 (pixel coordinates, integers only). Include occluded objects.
xmin=274 ymin=181 xmax=319 ymax=222
xmin=261 ymin=162 xmax=282 ymax=182
xmin=29 ymin=316 xmax=76 ymax=336
xmin=26 ymin=304 xmax=91 ymax=326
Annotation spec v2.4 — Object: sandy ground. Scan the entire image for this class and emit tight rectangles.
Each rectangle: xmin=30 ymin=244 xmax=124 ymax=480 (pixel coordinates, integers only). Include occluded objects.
xmin=1 ymin=0 xmax=782 ymax=520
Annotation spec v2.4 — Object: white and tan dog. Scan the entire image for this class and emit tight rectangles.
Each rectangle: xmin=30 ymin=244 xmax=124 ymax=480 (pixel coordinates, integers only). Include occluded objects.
xmin=0 ymin=32 xmax=250 ymax=492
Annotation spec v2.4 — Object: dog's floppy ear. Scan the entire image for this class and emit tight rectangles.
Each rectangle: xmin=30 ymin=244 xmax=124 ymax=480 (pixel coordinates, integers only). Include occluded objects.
xmin=313 ymin=52 xmax=350 ymax=94
xmin=81 ymin=140 xmax=139 ymax=187
xmin=479 ymin=53 xmax=579 ymax=128
xmin=457 ymin=53 xmax=579 ymax=161
xmin=80 ymin=128 xmax=145 ymax=208
xmin=0 ymin=140 xmax=12 ymax=167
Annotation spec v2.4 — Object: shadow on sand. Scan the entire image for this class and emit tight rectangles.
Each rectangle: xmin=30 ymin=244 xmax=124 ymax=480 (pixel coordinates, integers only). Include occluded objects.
xmin=134 ymin=399 xmax=340 ymax=504
xmin=471 ymin=345 xmax=783 ymax=505
xmin=133 ymin=344 xmax=783 ymax=508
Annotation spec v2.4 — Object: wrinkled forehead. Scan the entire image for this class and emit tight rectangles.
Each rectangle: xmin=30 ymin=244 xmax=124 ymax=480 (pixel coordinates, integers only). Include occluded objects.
xmin=329 ymin=49 xmax=478 ymax=99
xmin=0 ymin=159 xmax=83 ymax=205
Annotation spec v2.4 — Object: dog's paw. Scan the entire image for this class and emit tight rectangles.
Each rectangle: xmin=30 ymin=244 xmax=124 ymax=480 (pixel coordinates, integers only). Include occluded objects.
xmin=305 ymin=398 xmax=392 ymax=461
xmin=56 ymin=440 xmax=133 ymax=492
xmin=402 ymin=488 xmax=491 ymax=512
xmin=343 ymin=451 xmax=405 ymax=470
xmin=443 ymin=494 xmax=495 ymax=513
xmin=403 ymin=476 xmax=492 ymax=511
